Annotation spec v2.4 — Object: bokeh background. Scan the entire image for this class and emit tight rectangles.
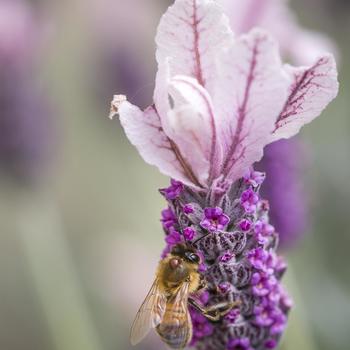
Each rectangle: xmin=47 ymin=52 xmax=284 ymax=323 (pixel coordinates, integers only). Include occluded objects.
xmin=0 ymin=0 xmax=349 ymax=350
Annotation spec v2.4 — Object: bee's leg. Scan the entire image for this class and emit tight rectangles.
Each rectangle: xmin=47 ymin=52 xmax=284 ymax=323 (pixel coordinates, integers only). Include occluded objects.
xmin=188 ymin=298 xmax=241 ymax=322
xmin=197 ymin=276 xmax=207 ymax=292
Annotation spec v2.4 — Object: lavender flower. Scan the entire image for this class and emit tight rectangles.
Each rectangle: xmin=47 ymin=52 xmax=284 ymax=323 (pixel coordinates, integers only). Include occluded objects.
xmin=160 ymin=179 xmax=184 ymax=200
xmin=200 ymin=207 xmax=230 ymax=233
xmin=111 ymin=0 xmax=338 ymax=348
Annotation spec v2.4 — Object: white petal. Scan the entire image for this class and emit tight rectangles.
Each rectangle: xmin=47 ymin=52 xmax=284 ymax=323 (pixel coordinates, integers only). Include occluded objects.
xmin=166 ymin=75 xmax=221 ymax=184
xmin=154 ymin=0 xmax=234 ymax=116
xmin=217 ymin=29 xmax=289 ymax=183
xmin=118 ymin=101 xmax=202 ymax=187
xmin=271 ymin=55 xmax=339 ymax=141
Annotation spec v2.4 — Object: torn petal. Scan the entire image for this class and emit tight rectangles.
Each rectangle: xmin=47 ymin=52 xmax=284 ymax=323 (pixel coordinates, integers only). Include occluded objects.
xmin=271 ymin=54 xmax=339 ymax=141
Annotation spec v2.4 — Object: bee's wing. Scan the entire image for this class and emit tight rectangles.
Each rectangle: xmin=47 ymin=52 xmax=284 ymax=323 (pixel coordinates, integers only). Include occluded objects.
xmin=156 ymin=282 xmax=193 ymax=349
xmin=130 ymin=278 xmax=167 ymax=345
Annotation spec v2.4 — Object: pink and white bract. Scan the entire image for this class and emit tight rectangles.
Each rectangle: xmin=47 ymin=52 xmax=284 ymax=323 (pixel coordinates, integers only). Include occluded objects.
xmin=112 ymin=0 xmax=338 ymax=190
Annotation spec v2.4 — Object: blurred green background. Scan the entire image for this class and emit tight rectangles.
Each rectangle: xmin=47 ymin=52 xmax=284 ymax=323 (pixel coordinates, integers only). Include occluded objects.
xmin=0 ymin=0 xmax=349 ymax=350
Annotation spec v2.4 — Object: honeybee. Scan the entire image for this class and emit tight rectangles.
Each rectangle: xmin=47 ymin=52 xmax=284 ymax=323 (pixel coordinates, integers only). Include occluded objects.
xmin=130 ymin=243 xmax=240 ymax=349
xmin=130 ymin=243 xmax=202 ymax=349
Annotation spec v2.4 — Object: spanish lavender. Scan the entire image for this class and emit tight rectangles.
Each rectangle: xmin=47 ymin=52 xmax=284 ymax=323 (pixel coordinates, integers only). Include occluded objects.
xmin=111 ymin=0 xmax=338 ymax=348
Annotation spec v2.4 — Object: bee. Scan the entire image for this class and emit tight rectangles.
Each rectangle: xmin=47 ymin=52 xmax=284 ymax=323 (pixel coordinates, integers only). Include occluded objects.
xmin=130 ymin=243 xmax=201 ymax=349
xmin=130 ymin=243 xmax=239 ymax=349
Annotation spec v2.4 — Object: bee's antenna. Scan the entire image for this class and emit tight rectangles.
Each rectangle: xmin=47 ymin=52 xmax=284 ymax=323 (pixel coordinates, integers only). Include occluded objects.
xmin=191 ymin=232 xmax=211 ymax=246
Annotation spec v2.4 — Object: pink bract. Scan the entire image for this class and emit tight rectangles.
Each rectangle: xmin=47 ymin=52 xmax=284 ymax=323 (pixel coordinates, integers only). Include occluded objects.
xmin=112 ymin=0 xmax=338 ymax=189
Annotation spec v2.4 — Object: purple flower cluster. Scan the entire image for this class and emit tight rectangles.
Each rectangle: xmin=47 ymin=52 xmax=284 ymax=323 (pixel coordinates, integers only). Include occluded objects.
xmin=190 ymin=308 xmax=214 ymax=346
xmin=160 ymin=170 xmax=292 ymax=349
xmin=160 ymin=182 xmax=200 ymax=257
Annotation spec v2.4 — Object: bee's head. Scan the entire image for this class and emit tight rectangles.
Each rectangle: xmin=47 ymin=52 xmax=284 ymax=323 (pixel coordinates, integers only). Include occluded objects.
xmin=170 ymin=243 xmax=201 ymax=265
xmin=161 ymin=243 xmax=201 ymax=286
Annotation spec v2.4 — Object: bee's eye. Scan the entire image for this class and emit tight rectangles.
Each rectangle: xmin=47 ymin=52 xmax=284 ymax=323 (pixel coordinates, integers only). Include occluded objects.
xmin=186 ymin=253 xmax=200 ymax=263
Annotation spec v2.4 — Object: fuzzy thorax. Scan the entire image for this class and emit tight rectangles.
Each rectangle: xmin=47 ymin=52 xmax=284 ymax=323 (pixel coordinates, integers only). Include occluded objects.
xmin=157 ymin=254 xmax=201 ymax=295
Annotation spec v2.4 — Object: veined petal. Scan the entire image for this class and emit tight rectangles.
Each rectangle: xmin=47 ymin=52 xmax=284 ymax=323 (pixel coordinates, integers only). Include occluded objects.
xmin=218 ymin=29 xmax=289 ymax=183
xmin=166 ymin=75 xmax=221 ymax=184
xmin=154 ymin=0 xmax=234 ymax=101
xmin=118 ymin=101 xmax=203 ymax=187
xmin=271 ymin=55 xmax=339 ymax=141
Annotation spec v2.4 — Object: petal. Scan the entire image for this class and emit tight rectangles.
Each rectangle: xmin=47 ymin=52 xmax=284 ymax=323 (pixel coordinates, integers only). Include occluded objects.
xmin=271 ymin=55 xmax=339 ymax=141
xmin=166 ymin=75 xmax=221 ymax=184
xmin=218 ymin=29 xmax=289 ymax=183
xmin=154 ymin=0 xmax=234 ymax=108
xmin=118 ymin=100 xmax=202 ymax=187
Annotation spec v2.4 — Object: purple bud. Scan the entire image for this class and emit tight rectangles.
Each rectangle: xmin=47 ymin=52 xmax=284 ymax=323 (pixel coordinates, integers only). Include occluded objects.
xmin=183 ymin=227 xmax=196 ymax=241
xmin=160 ymin=207 xmax=177 ymax=232
xmin=160 ymin=179 xmax=184 ymax=200
xmin=165 ymin=230 xmax=182 ymax=245
xmin=265 ymin=339 xmax=278 ymax=349
xmin=254 ymin=218 xmax=275 ymax=244
xmin=183 ymin=203 xmax=194 ymax=214
xmin=200 ymin=207 xmax=230 ymax=232
xmin=224 ymin=308 xmax=240 ymax=324
xmin=244 ymin=167 xmax=266 ymax=187
xmin=241 ymin=188 xmax=259 ymax=213
xmin=239 ymin=218 xmax=252 ymax=231
xmin=218 ymin=282 xmax=233 ymax=294
xmin=227 ymin=337 xmax=254 ymax=350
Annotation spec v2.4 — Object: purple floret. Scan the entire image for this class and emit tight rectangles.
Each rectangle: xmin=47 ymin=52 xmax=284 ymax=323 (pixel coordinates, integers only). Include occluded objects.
xmin=200 ymin=207 xmax=230 ymax=232
xmin=160 ymin=178 xmax=184 ymax=200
